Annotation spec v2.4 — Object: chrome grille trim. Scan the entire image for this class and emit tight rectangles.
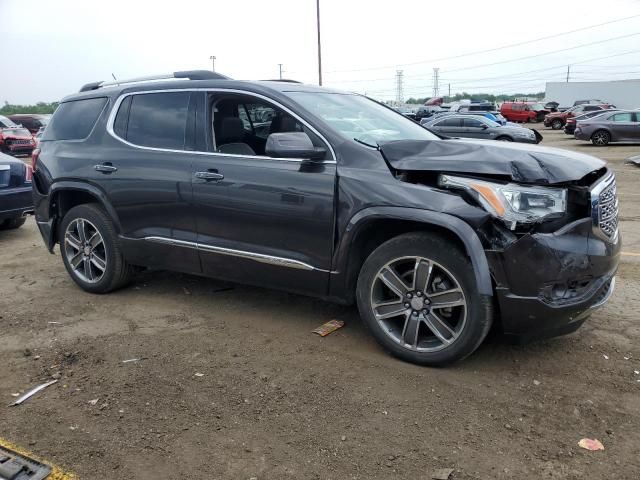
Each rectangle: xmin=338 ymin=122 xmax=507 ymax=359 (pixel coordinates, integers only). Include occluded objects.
xmin=590 ymin=172 xmax=619 ymax=243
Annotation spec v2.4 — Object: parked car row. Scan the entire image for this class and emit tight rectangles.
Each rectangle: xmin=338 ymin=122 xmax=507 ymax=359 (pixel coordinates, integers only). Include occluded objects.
xmin=0 ymin=114 xmax=49 ymax=157
xmin=422 ymin=114 xmax=542 ymax=144
xmin=0 ymin=151 xmax=33 ymax=230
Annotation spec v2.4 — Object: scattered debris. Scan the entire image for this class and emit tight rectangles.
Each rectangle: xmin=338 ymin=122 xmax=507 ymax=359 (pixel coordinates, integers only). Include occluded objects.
xmin=578 ymin=438 xmax=604 ymax=451
xmin=533 ymin=380 xmax=541 ymax=386
xmin=432 ymin=468 xmax=455 ymax=479
xmin=602 ymin=354 xmax=609 ymax=360
xmin=122 ymin=358 xmax=142 ymax=363
xmin=9 ymin=380 xmax=58 ymax=406
xmin=340 ymin=435 xmax=346 ymax=441
xmin=23 ymin=348 xmax=32 ymax=357
xmin=194 ymin=372 xmax=205 ymax=377
xmin=312 ymin=320 xmax=345 ymax=337
xmin=626 ymin=154 xmax=640 ymax=167
xmin=88 ymin=398 xmax=99 ymax=406
xmin=183 ymin=287 xmax=192 ymax=295
xmin=634 ymin=370 xmax=639 ymax=375
xmin=47 ymin=321 xmax=61 ymax=325
xmin=10 ymin=393 xmax=20 ymax=397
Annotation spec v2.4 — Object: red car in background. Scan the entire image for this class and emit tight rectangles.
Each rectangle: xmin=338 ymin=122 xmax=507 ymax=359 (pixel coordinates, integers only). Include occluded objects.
xmin=0 ymin=115 xmax=36 ymax=156
xmin=500 ymin=102 xmax=548 ymax=123
xmin=543 ymin=104 xmax=615 ymax=130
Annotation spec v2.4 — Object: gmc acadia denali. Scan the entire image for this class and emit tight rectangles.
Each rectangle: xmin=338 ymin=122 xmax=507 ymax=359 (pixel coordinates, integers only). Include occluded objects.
xmin=33 ymin=71 xmax=620 ymax=366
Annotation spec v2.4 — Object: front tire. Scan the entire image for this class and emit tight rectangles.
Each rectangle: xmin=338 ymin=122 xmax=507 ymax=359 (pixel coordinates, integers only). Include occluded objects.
xmin=58 ymin=203 xmax=134 ymax=293
xmin=551 ymin=119 xmax=563 ymax=130
xmin=0 ymin=216 xmax=27 ymax=230
xmin=591 ymin=130 xmax=610 ymax=146
xmin=495 ymin=136 xmax=513 ymax=142
xmin=356 ymin=233 xmax=493 ymax=366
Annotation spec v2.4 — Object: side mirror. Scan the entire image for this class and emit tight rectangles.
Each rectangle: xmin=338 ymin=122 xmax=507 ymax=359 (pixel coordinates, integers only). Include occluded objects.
xmin=266 ymin=132 xmax=326 ymax=160
xmin=481 ymin=124 xmax=489 ymax=129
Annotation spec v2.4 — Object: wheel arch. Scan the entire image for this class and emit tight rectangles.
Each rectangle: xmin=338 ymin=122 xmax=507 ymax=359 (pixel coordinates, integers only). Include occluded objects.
xmin=591 ymin=128 xmax=612 ymax=142
xmin=46 ymin=182 xmax=121 ymax=251
xmin=330 ymin=207 xmax=493 ymax=303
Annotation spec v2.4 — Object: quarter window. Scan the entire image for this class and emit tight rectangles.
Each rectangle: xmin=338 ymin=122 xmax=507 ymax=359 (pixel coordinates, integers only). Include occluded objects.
xmin=42 ymin=97 xmax=108 ymax=141
xmin=119 ymin=92 xmax=190 ymax=150
xmin=463 ymin=118 xmax=484 ymax=128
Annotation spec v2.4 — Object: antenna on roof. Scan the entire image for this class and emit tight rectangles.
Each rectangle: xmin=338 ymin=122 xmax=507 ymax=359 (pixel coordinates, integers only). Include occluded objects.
xmin=111 ymin=73 xmax=117 ymax=81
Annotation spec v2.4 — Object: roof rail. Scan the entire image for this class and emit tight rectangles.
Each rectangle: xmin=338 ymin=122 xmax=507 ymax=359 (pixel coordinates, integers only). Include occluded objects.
xmin=79 ymin=70 xmax=231 ymax=92
xmin=260 ymin=79 xmax=303 ymax=83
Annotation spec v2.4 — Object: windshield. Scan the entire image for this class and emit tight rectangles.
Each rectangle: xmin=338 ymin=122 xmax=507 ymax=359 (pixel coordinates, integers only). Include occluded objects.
xmin=286 ymin=92 xmax=439 ymax=145
xmin=529 ymin=103 xmax=545 ymax=111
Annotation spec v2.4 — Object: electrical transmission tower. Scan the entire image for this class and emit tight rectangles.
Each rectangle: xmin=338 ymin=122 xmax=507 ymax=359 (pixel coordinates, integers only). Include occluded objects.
xmin=433 ymin=68 xmax=440 ymax=97
xmin=395 ymin=70 xmax=404 ymax=104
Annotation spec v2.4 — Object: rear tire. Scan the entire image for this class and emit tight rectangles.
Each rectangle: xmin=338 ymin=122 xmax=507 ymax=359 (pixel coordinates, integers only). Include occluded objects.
xmin=591 ymin=130 xmax=610 ymax=146
xmin=551 ymin=119 xmax=563 ymax=130
xmin=58 ymin=203 xmax=134 ymax=293
xmin=356 ymin=232 xmax=493 ymax=366
xmin=0 ymin=217 xmax=26 ymax=230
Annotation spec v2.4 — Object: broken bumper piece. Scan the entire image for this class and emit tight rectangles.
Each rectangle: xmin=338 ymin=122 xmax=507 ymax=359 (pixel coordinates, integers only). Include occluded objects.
xmin=487 ymin=217 xmax=621 ymax=343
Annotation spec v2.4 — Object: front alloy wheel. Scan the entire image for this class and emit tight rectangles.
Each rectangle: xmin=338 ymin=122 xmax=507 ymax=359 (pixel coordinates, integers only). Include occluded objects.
xmin=356 ymin=233 xmax=492 ymax=366
xmin=371 ymin=257 xmax=466 ymax=352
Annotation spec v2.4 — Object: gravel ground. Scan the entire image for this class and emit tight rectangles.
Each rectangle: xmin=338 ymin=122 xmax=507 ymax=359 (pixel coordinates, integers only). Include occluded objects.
xmin=1 ymin=129 xmax=640 ymax=479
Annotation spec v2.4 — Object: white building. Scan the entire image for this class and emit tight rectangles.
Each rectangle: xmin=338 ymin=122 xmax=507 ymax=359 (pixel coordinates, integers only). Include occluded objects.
xmin=545 ymin=79 xmax=640 ymax=109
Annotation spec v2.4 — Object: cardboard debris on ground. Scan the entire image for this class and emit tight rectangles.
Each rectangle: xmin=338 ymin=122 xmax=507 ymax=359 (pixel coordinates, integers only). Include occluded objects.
xmin=9 ymin=380 xmax=58 ymax=406
xmin=578 ymin=438 xmax=604 ymax=451
xmin=312 ymin=320 xmax=345 ymax=337
xmin=432 ymin=468 xmax=455 ymax=479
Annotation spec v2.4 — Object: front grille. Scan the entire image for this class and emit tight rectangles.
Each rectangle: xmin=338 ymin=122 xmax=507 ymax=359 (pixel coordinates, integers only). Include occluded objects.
xmin=591 ymin=173 xmax=619 ymax=242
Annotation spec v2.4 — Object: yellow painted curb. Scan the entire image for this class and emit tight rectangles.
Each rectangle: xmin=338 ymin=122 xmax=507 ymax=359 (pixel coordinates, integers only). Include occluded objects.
xmin=0 ymin=437 xmax=77 ymax=479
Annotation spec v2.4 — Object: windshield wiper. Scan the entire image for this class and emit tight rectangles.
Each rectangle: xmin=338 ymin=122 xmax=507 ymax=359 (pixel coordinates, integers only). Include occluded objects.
xmin=353 ymin=138 xmax=379 ymax=149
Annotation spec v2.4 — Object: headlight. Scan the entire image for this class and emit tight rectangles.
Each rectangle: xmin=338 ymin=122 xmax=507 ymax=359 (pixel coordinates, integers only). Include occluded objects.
xmin=513 ymin=130 xmax=534 ymax=137
xmin=439 ymin=174 xmax=567 ymax=229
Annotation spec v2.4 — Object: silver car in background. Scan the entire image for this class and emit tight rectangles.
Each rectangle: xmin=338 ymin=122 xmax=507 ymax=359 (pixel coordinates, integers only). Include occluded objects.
xmin=422 ymin=114 xmax=540 ymax=144
xmin=574 ymin=110 xmax=640 ymax=146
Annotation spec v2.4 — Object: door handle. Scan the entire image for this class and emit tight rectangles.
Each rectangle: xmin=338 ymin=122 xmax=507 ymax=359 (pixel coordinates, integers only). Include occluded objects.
xmin=194 ymin=171 xmax=224 ymax=181
xmin=94 ymin=163 xmax=118 ymax=173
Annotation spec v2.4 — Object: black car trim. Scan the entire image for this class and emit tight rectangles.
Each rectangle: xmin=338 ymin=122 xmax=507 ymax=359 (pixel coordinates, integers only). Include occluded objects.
xmin=142 ymin=235 xmax=333 ymax=272
xmin=105 ymin=88 xmax=338 ymax=163
xmin=332 ymin=206 xmax=494 ymax=297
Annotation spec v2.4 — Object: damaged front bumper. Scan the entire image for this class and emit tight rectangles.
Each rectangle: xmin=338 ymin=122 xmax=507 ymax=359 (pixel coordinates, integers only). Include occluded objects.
xmin=486 ymin=217 xmax=620 ymax=342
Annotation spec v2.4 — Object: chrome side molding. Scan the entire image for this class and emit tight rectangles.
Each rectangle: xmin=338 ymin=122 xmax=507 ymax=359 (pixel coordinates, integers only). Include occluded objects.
xmin=143 ymin=236 xmax=320 ymax=271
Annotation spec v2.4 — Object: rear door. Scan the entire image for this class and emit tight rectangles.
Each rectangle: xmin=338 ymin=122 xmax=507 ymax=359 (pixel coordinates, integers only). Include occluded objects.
xmin=432 ymin=117 xmax=464 ymax=136
xmin=94 ymin=91 xmax=201 ymax=273
xmin=607 ymin=112 xmax=637 ymax=141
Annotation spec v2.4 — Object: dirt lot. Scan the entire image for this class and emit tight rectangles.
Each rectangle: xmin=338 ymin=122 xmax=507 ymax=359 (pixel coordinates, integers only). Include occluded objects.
xmin=1 ymin=129 xmax=640 ymax=479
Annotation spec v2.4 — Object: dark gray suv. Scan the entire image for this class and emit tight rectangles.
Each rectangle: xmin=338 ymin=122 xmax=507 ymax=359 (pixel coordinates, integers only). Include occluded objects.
xmin=33 ymin=70 xmax=620 ymax=366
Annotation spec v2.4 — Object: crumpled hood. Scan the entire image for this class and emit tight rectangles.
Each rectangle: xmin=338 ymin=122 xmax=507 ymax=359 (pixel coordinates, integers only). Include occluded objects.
xmin=379 ymin=138 xmax=606 ymax=184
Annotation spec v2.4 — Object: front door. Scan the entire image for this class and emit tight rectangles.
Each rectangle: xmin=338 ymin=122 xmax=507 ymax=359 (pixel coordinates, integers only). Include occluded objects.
xmin=190 ymin=91 xmax=337 ymax=296
xmin=607 ymin=112 xmax=638 ymax=141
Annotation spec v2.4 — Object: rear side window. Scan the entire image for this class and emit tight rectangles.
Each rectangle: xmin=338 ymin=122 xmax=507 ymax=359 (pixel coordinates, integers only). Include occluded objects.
xmin=117 ymin=92 xmax=190 ymax=150
xmin=43 ymin=97 xmax=108 ymax=140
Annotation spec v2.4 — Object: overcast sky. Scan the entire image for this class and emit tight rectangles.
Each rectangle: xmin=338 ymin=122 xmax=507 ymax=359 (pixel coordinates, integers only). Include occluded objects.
xmin=2 ymin=0 xmax=640 ymax=104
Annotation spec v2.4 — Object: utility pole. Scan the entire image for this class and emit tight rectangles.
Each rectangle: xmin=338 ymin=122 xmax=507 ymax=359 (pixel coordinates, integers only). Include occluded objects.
xmin=395 ymin=70 xmax=404 ymax=104
xmin=448 ymin=83 xmax=451 ymax=98
xmin=278 ymin=63 xmax=284 ymax=79
xmin=566 ymin=65 xmax=570 ymax=82
xmin=432 ymin=68 xmax=440 ymax=97
xmin=316 ymin=0 xmax=323 ymax=85
xmin=210 ymin=55 xmax=216 ymax=72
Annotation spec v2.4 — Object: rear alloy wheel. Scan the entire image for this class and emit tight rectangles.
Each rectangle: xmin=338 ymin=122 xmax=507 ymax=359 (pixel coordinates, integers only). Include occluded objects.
xmin=551 ymin=119 xmax=563 ymax=130
xmin=59 ymin=204 xmax=134 ymax=293
xmin=591 ymin=130 xmax=610 ymax=146
xmin=356 ymin=233 xmax=492 ymax=366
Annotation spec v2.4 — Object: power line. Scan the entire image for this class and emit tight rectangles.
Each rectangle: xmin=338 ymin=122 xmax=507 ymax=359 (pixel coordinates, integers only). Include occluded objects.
xmin=443 ymin=32 xmax=640 ymax=73
xmin=324 ymin=13 xmax=640 ymax=74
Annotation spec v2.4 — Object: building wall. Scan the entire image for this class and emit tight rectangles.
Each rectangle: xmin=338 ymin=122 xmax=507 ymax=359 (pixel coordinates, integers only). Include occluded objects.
xmin=545 ymin=80 xmax=640 ymax=109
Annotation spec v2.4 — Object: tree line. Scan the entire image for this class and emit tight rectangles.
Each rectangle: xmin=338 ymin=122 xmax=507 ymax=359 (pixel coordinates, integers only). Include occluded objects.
xmin=404 ymin=92 xmax=545 ymax=104
xmin=1 ymin=101 xmax=59 ymax=115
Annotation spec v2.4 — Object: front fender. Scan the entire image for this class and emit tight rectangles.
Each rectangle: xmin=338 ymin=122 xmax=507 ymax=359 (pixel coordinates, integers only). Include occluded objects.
xmin=331 ymin=206 xmax=493 ymax=299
